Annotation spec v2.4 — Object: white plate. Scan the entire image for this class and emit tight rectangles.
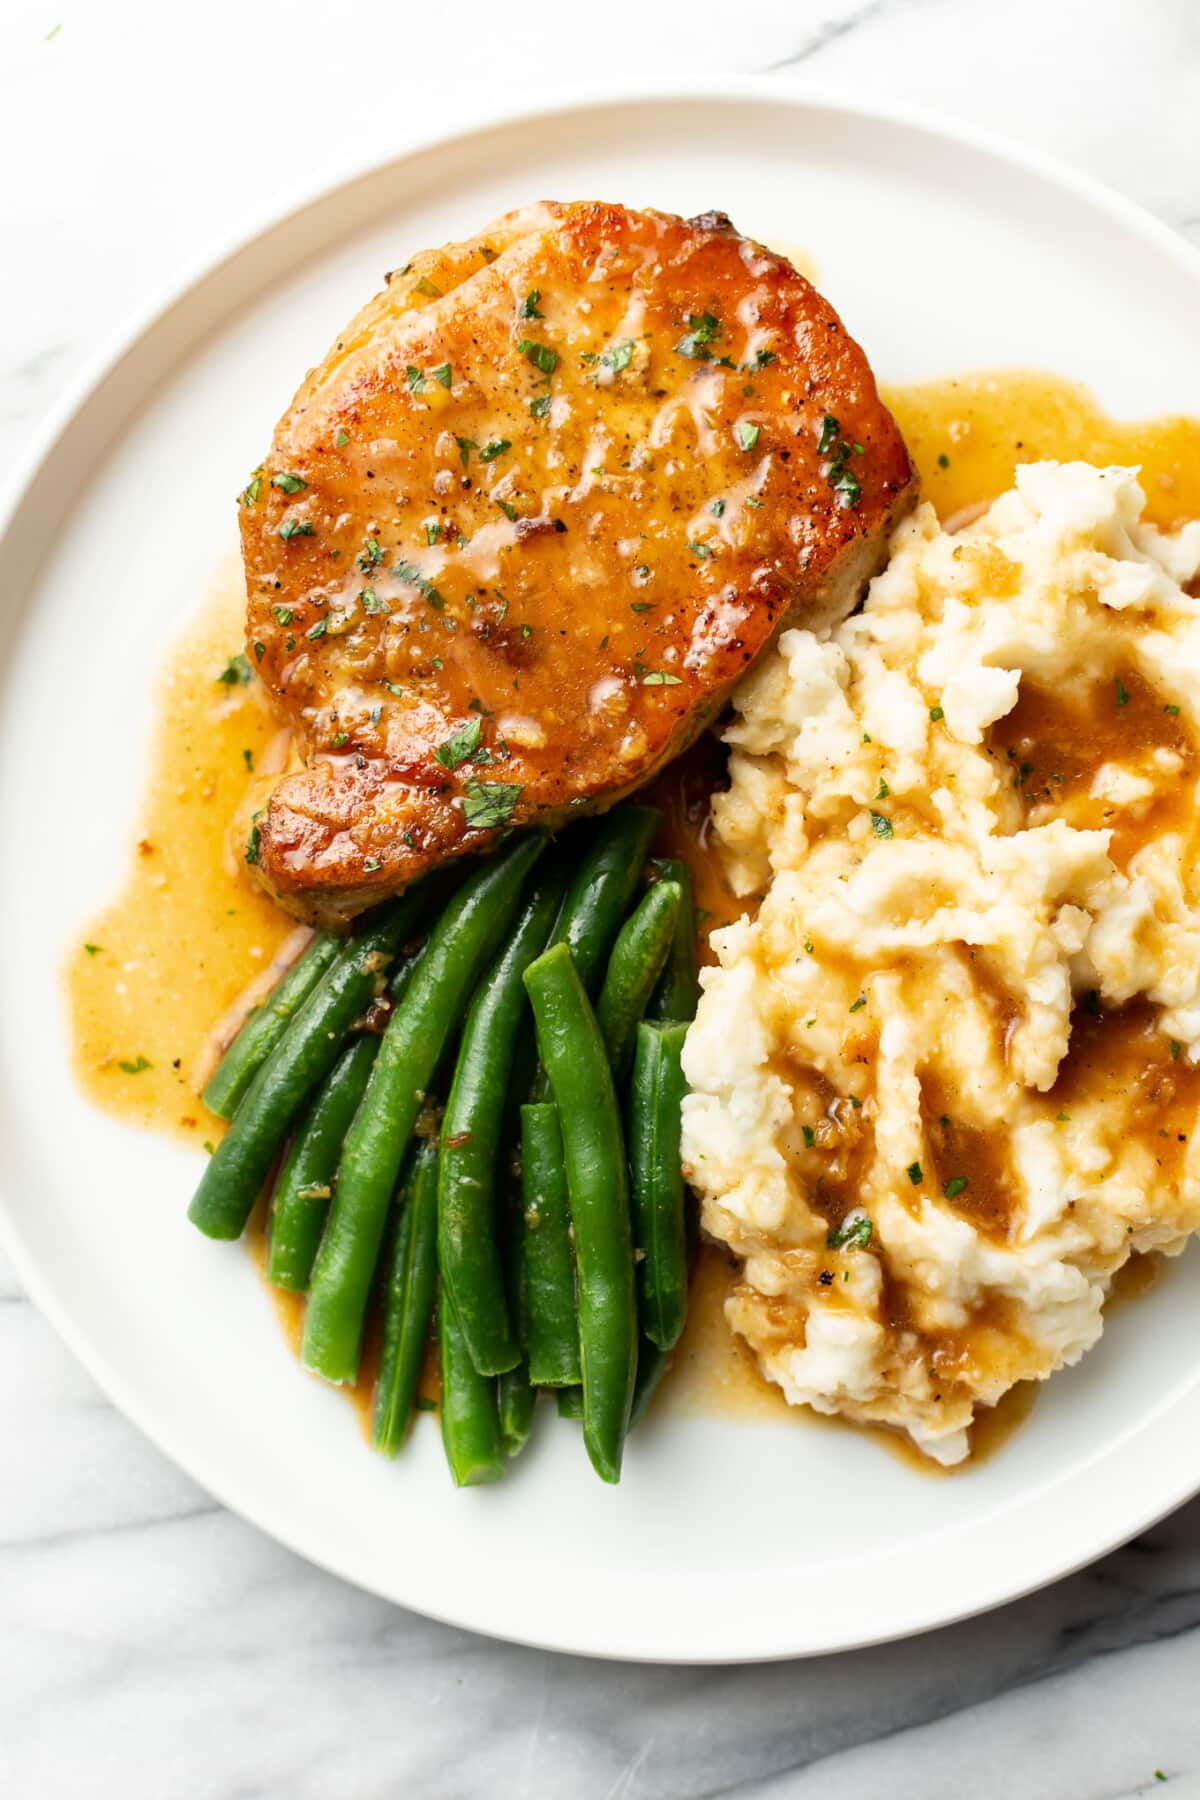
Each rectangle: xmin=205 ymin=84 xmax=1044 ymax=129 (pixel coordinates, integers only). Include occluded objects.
xmin=4 ymin=82 xmax=1200 ymax=1664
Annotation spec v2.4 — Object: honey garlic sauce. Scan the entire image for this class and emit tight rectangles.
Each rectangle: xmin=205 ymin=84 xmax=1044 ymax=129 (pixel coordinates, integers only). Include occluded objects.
xmin=64 ymin=368 xmax=1200 ymax=1464
xmin=67 ymin=554 xmax=294 ymax=1145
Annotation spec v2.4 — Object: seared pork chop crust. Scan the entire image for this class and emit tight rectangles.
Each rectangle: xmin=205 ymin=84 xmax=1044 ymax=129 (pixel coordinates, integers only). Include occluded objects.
xmin=240 ymin=201 xmax=916 ymax=923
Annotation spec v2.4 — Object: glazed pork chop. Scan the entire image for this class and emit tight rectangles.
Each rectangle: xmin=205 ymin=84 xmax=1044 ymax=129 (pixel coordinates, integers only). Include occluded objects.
xmin=240 ymin=201 xmax=916 ymax=924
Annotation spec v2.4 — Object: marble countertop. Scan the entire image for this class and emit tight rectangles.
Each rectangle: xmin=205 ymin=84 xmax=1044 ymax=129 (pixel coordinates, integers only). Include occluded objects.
xmin=4 ymin=2 xmax=1200 ymax=1793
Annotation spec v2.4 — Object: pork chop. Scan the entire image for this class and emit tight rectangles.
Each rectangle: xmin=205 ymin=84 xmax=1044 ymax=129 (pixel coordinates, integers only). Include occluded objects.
xmin=240 ymin=201 xmax=916 ymax=924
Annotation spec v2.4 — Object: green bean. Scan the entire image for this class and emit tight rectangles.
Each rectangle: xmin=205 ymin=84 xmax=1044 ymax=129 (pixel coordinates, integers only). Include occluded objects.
xmin=203 ymin=932 xmax=342 ymax=1121
xmin=439 ymin=1288 xmax=504 ymax=1487
xmin=556 ymin=1385 xmax=584 ymax=1419
xmin=373 ymin=1140 xmax=440 ymax=1457
xmin=546 ymin=804 xmax=662 ymax=995
xmin=629 ymin=1021 xmax=690 ymax=1351
xmin=188 ymin=884 xmax=434 ymax=1241
xmin=498 ymin=1363 xmax=537 ymax=1457
xmin=629 ymin=1336 xmax=672 ymax=1430
xmin=438 ymin=867 xmax=563 ymax=1375
xmin=595 ymin=880 xmax=682 ymax=1083
xmin=524 ymin=942 xmax=636 ymax=1484
xmin=519 ymin=809 xmax=660 ymax=1372
xmin=519 ymin=1103 xmax=581 ymax=1387
xmin=647 ymin=857 xmax=699 ymax=1023
xmin=302 ymin=833 xmax=546 ymax=1383
xmin=497 ymin=1166 xmax=537 ymax=1457
xmin=266 ymin=1034 xmax=379 ymax=1292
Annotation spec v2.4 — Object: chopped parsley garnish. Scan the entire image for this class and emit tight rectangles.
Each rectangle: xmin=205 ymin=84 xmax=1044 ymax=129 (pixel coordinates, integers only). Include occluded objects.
xmin=271 ymin=471 xmax=307 ymax=494
xmin=849 ymin=995 xmax=867 ymax=1013
xmin=929 ymin=705 xmax=944 ymax=722
xmin=496 ymin=499 xmax=518 ymax=522
xmin=406 ymin=364 xmax=427 ymax=393
xmin=907 ymin=1162 xmax=923 ymax=1185
xmin=937 ymin=452 xmax=950 ymax=469
xmin=832 ymin=465 xmax=862 ymax=509
xmin=393 ymin=559 xmax=446 ymax=610
xmin=413 ymin=275 xmax=442 ymax=298
xmin=358 ymin=537 xmax=383 ymax=571
xmin=272 ymin=605 xmax=294 ymax=626
xmin=306 ymin=619 xmax=327 ymax=641
xmin=870 ymin=811 xmax=894 ymax=839
xmin=332 ymin=731 xmax=348 ymax=748
xmin=529 ymin=393 xmax=552 ymax=420
xmin=480 ymin=438 xmax=511 ymax=462
xmin=239 ymin=467 xmax=263 ymax=507
xmin=118 ymin=1055 xmax=152 ymax=1075
xmin=750 ymin=347 xmax=777 ymax=370
xmin=641 ymin=670 xmax=682 ymax=686
xmin=431 ymin=362 xmax=453 ymax=388
xmin=688 ymin=540 xmax=712 ymax=560
xmin=675 ymin=311 xmax=721 ymax=359
xmin=802 ymin=1125 xmax=815 ymax=1147
xmin=335 ymin=428 xmax=349 ymax=447
xmin=518 ymin=339 xmax=558 ymax=377
xmin=435 ymin=716 xmax=483 ymax=771
xmin=245 ymin=820 xmax=262 ymax=866
xmin=386 ymin=682 xmax=405 ymax=697
xmin=84 ymin=943 xmax=102 ymax=956
xmin=425 ymin=522 xmax=441 ymax=546
xmin=876 ymin=777 xmax=890 ymax=800
xmin=631 ymin=601 xmax=654 ymax=614
xmin=253 ymin=641 xmax=266 ymax=661
xmin=1056 ymin=1110 xmax=1071 ymax=1122
xmin=1116 ymin=677 xmax=1130 ymax=707
xmin=242 ymin=748 xmax=254 ymax=770
xmin=462 ymin=778 xmax=522 ymax=830
xmin=217 ymin=652 xmax=252 ymax=687
xmin=1171 ymin=1039 xmax=1182 ymax=1060
xmin=278 ymin=518 xmax=314 ymax=542
xmin=943 ymin=1176 xmax=969 ymax=1200
xmin=735 ymin=421 xmax=760 ymax=452
xmin=826 ymin=1213 xmax=873 ymax=1250
xmin=455 ymin=435 xmax=479 ymax=468
xmin=359 ymin=588 xmax=388 ymax=614
xmin=1165 ymin=703 xmax=1182 ymax=715
xmin=520 ymin=289 xmax=543 ymax=319
xmin=600 ymin=339 xmax=635 ymax=374
xmin=819 ymin=417 xmax=864 ymax=509
xmin=711 ymin=498 xmax=726 ymax=517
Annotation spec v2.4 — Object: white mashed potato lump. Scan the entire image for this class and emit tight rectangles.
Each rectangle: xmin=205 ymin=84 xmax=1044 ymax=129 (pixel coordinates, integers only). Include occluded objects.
xmin=681 ymin=461 xmax=1200 ymax=1464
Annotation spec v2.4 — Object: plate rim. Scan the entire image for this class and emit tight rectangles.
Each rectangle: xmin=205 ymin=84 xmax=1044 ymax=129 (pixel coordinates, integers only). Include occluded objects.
xmin=6 ymin=75 xmax=1200 ymax=1663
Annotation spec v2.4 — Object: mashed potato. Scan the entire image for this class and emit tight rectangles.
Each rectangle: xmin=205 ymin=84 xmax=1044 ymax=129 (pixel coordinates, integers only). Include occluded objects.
xmin=681 ymin=462 xmax=1200 ymax=1464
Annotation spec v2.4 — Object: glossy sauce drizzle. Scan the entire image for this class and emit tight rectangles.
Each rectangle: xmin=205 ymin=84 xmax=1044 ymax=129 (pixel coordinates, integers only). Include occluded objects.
xmin=65 ymin=369 xmax=1200 ymax=1459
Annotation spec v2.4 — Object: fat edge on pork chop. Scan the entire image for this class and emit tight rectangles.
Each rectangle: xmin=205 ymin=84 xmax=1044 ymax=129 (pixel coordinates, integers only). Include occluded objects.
xmin=239 ymin=200 xmax=917 ymax=925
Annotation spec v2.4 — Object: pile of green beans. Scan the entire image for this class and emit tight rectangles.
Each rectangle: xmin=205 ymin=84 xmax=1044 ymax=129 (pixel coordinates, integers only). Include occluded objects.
xmin=190 ymin=804 xmax=701 ymax=1487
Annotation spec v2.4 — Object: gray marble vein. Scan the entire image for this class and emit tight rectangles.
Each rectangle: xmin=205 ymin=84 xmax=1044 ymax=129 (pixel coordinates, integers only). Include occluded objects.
xmin=5 ymin=2 xmax=1200 ymax=1795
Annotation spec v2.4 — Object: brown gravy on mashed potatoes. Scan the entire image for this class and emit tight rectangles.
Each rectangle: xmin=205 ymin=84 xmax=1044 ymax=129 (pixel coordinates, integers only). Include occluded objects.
xmin=683 ymin=383 xmax=1200 ymax=1464
xmin=67 ymin=371 xmax=1200 ymax=1459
